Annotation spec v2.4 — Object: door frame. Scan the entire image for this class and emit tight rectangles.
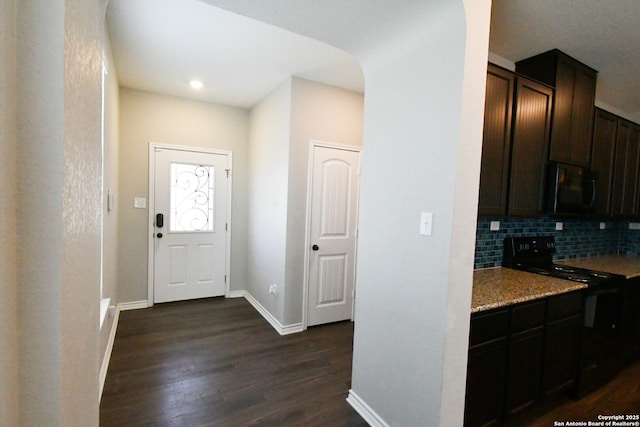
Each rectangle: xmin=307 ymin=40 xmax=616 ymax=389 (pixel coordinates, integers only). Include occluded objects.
xmin=302 ymin=140 xmax=362 ymax=329
xmin=147 ymin=142 xmax=233 ymax=306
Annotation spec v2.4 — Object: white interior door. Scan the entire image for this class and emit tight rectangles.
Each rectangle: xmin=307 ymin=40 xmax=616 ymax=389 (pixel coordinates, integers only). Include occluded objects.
xmin=152 ymin=146 xmax=229 ymax=303
xmin=307 ymin=144 xmax=361 ymax=326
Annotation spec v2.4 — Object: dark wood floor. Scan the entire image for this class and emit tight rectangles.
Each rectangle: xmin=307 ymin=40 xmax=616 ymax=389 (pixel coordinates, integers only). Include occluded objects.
xmin=101 ymin=297 xmax=640 ymax=426
xmin=100 ymin=297 xmax=368 ymax=426
xmin=511 ymin=360 xmax=640 ymax=426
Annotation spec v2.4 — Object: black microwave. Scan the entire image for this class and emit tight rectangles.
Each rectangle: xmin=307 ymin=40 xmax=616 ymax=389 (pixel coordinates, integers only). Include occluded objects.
xmin=545 ymin=162 xmax=597 ymax=215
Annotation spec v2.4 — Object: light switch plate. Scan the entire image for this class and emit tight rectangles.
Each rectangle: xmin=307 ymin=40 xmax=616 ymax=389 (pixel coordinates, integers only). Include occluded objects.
xmin=419 ymin=212 xmax=433 ymax=236
xmin=134 ymin=197 xmax=146 ymax=209
xmin=555 ymin=222 xmax=563 ymax=231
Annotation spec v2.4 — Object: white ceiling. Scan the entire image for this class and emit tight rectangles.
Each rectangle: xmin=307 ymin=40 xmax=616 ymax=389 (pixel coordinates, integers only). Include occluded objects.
xmin=490 ymin=0 xmax=640 ymax=121
xmin=105 ymin=0 xmax=364 ymax=108
xmin=107 ymin=0 xmax=640 ymax=120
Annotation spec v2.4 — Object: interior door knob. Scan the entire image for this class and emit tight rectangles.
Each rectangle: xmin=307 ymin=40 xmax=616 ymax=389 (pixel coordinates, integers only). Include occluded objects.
xmin=312 ymin=244 xmax=319 ymax=251
xmin=156 ymin=233 xmax=163 ymax=238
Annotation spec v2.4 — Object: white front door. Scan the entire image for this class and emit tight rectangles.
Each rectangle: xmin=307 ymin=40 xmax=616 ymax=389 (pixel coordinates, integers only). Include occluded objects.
xmin=307 ymin=143 xmax=361 ymax=326
xmin=152 ymin=146 xmax=230 ymax=303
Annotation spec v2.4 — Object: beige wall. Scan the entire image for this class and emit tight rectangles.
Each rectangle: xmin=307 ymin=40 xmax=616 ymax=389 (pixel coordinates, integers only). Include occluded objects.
xmin=246 ymin=79 xmax=292 ymax=322
xmin=118 ymin=88 xmax=250 ymax=302
xmin=284 ymin=77 xmax=364 ymax=325
xmin=0 ymin=0 xmax=18 ymax=423
xmin=245 ymin=77 xmax=364 ymax=327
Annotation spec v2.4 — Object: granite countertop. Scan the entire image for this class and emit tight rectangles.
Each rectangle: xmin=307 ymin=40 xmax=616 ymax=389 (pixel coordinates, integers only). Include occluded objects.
xmin=556 ymin=254 xmax=640 ymax=279
xmin=472 ymin=267 xmax=587 ymax=313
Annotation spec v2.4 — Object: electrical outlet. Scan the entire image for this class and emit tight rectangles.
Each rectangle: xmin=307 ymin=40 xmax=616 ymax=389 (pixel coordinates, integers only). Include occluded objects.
xmin=490 ymin=221 xmax=500 ymax=231
xmin=268 ymin=284 xmax=278 ymax=295
xmin=555 ymin=222 xmax=563 ymax=231
xmin=629 ymin=223 xmax=640 ymax=230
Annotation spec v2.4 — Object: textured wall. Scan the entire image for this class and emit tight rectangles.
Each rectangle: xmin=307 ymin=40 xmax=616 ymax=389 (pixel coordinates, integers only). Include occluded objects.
xmin=61 ymin=0 xmax=103 ymax=424
xmin=16 ymin=0 xmax=66 ymax=423
xmin=0 ymin=0 xmax=18 ymax=423
xmin=15 ymin=0 xmax=102 ymax=424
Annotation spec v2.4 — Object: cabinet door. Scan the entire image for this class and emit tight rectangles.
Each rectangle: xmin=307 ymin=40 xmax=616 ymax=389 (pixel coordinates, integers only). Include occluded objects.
xmin=465 ymin=337 xmax=508 ymax=427
xmin=543 ymin=314 xmax=582 ymax=396
xmin=612 ymin=120 xmax=640 ymax=218
xmin=507 ymin=327 xmax=544 ymax=415
xmin=590 ymin=108 xmax=618 ymax=216
xmin=516 ymin=49 xmax=597 ymax=167
xmin=478 ymin=65 xmax=514 ymax=216
xmin=549 ymin=57 xmax=575 ymax=163
xmin=621 ymin=279 xmax=640 ymax=364
xmin=568 ymin=66 xmax=597 ymax=166
xmin=507 ymin=78 xmax=553 ymax=216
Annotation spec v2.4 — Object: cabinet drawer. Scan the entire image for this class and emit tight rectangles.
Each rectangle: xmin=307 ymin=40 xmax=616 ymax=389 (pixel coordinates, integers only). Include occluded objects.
xmin=547 ymin=291 xmax=582 ymax=321
xmin=511 ymin=300 xmax=546 ymax=333
xmin=470 ymin=309 xmax=509 ymax=346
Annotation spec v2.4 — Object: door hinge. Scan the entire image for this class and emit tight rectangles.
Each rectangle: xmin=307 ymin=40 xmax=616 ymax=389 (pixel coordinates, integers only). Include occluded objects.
xmin=225 ymin=168 xmax=231 ymax=178
xmin=224 ymin=275 xmax=227 ymax=284
xmin=225 ymin=223 xmax=228 ymax=231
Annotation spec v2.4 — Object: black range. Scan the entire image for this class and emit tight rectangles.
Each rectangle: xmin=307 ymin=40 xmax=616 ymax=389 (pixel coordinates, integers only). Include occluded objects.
xmin=503 ymin=235 xmax=626 ymax=397
xmin=502 ymin=236 xmax=623 ymax=287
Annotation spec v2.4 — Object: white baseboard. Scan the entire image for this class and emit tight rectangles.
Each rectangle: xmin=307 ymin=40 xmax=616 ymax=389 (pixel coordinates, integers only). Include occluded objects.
xmin=99 ymin=305 xmax=120 ymax=401
xmin=243 ymin=292 xmax=304 ymax=335
xmin=347 ymin=390 xmax=389 ymax=427
xmin=99 ymin=300 xmax=147 ymax=401
xmin=228 ymin=290 xmax=245 ymax=298
xmin=118 ymin=300 xmax=149 ymax=311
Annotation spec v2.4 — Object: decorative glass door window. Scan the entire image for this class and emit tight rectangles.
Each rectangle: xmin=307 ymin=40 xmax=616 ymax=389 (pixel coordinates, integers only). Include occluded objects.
xmin=169 ymin=162 xmax=215 ymax=232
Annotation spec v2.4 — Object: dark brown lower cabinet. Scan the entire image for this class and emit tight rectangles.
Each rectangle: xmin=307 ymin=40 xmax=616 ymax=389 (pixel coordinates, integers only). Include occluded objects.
xmin=465 ymin=308 xmax=509 ymax=426
xmin=507 ymin=327 xmax=544 ymax=414
xmin=621 ymin=279 xmax=640 ymax=364
xmin=465 ymin=337 xmax=508 ymax=426
xmin=465 ymin=291 xmax=583 ymax=426
xmin=543 ymin=314 xmax=582 ymax=395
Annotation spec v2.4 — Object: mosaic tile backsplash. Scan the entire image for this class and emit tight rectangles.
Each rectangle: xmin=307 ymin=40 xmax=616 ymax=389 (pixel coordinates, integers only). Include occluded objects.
xmin=474 ymin=216 xmax=640 ymax=270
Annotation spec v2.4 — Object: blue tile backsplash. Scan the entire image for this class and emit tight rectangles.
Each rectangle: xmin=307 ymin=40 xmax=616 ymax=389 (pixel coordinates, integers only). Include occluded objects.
xmin=474 ymin=216 xmax=640 ymax=270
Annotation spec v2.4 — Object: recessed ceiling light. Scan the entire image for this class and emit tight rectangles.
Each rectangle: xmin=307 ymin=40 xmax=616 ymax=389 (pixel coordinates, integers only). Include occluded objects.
xmin=189 ymin=80 xmax=203 ymax=90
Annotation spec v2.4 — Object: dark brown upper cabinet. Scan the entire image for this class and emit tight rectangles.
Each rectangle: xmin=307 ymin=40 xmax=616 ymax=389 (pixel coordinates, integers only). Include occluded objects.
xmin=507 ymin=77 xmax=553 ymax=216
xmin=516 ymin=49 xmax=597 ymax=168
xmin=478 ymin=65 xmax=552 ymax=217
xmin=590 ymin=108 xmax=618 ymax=217
xmin=478 ymin=64 xmax=514 ymax=216
xmin=611 ymin=119 xmax=640 ymax=218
